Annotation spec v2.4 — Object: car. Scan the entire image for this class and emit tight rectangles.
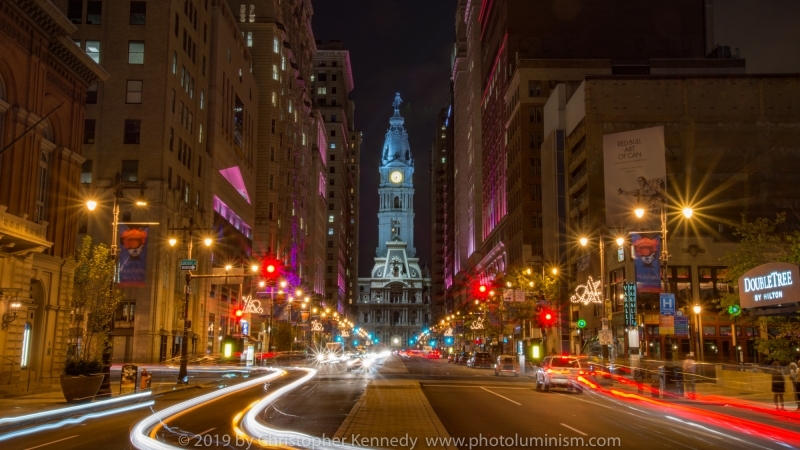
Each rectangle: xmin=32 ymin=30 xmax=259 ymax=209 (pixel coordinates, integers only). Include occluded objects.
xmin=535 ymin=355 xmax=594 ymax=392
xmin=494 ymin=355 xmax=519 ymax=377
xmin=447 ymin=354 xmax=455 ymax=363
xmin=467 ymin=352 xmax=493 ymax=369
xmin=426 ymin=350 xmax=441 ymax=359
xmin=455 ymin=351 xmax=470 ymax=364
xmin=346 ymin=354 xmax=377 ymax=372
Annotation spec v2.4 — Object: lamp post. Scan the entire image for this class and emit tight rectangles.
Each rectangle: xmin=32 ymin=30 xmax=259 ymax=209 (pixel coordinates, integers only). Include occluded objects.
xmin=635 ymin=200 xmax=694 ymax=293
xmin=693 ymin=304 xmax=704 ymax=361
xmin=86 ymin=179 xmax=153 ymax=395
xmin=168 ymin=218 xmax=213 ymax=384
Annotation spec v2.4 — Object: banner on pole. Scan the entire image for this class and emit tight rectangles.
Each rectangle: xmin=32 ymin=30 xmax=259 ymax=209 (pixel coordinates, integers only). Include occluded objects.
xmin=631 ymin=233 xmax=661 ymax=293
xmin=118 ymin=226 xmax=149 ymax=287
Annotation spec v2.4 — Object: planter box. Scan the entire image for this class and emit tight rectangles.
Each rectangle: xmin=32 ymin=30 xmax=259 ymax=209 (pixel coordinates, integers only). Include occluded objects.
xmin=60 ymin=374 xmax=103 ymax=403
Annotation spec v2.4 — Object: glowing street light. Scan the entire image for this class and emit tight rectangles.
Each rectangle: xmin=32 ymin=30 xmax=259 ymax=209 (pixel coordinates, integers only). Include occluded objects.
xmin=579 ymin=237 xmax=588 ymax=247
xmin=683 ymin=207 xmax=694 ymax=219
xmin=86 ymin=200 xmax=97 ymax=211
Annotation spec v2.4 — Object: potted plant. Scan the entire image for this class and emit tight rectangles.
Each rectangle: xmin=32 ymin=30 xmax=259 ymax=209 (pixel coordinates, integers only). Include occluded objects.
xmin=60 ymin=237 xmax=122 ymax=403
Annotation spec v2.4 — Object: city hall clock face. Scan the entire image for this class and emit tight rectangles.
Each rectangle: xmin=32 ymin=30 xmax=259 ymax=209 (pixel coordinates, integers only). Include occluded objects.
xmin=390 ymin=171 xmax=403 ymax=183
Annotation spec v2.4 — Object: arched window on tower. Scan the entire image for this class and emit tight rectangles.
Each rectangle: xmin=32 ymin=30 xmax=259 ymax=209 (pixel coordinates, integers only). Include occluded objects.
xmin=393 ymin=196 xmax=400 ymax=208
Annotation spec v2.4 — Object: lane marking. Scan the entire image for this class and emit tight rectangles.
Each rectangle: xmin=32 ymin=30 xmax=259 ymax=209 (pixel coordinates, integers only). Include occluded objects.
xmin=195 ymin=427 xmax=215 ymax=436
xmin=22 ymin=435 xmax=79 ymax=450
xmin=480 ymin=387 xmax=522 ymax=405
xmin=560 ymin=423 xmax=587 ymax=436
xmin=422 ymin=385 xmax=531 ymax=389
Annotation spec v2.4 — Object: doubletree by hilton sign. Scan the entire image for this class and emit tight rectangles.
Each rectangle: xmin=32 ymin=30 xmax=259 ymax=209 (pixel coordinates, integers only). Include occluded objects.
xmin=738 ymin=262 xmax=800 ymax=309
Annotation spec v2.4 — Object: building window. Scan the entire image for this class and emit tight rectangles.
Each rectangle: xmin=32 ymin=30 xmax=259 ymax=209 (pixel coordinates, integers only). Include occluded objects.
xmin=529 ymin=132 xmax=543 ymax=149
xmin=268 ymin=203 xmax=274 ymax=220
xmin=126 ymin=80 xmax=143 ymax=104
xmin=87 ymin=82 xmax=98 ymax=104
xmin=248 ymin=4 xmax=255 ymax=22
xmin=198 ymin=123 xmax=203 ymax=144
xmin=317 ymin=87 xmax=327 ymax=95
xmin=67 ymin=1 xmax=82 ymax=24
xmin=121 ymin=160 xmax=139 ymax=182
xmin=86 ymin=1 xmax=102 ymax=25
xmin=81 ymin=160 xmax=93 ymax=184
xmin=200 ymin=90 xmax=205 ymax=110
xmin=328 ymin=215 xmax=334 ymax=223
xmin=698 ymin=267 xmax=730 ymax=302
xmin=130 ymin=1 xmax=146 ymax=25
xmin=273 ymin=37 xmax=279 ymax=53
xmin=272 ymin=65 xmax=278 ymax=80
xmin=35 ymin=152 xmax=49 ymax=223
xmin=233 ymin=96 xmax=244 ymax=148
xmin=86 ymin=41 xmax=101 ymax=63
xmin=246 ymin=32 xmax=253 ymax=47
xmin=528 ymin=80 xmax=542 ymax=97
xmin=128 ymin=41 xmax=145 ymax=64
xmin=328 ymin=228 xmax=334 ymax=235
xmin=123 ymin=120 xmax=141 ymax=144
xmin=83 ymin=119 xmax=96 ymax=144
xmin=530 ymin=106 xmax=543 ymax=123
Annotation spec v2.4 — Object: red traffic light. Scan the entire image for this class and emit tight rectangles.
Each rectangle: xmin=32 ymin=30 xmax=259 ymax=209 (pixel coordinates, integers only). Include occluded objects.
xmin=479 ymin=285 xmax=487 ymax=293
xmin=265 ymin=264 xmax=276 ymax=274
xmin=540 ymin=309 xmax=557 ymax=327
xmin=236 ymin=309 xmax=244 ymax=317
xmin=545 ymin=312 xmax=553 ymax=321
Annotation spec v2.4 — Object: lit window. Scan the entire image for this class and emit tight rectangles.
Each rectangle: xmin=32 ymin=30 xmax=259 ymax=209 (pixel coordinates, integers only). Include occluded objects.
xmin=328 ymin=228 xmax=334 ymax=235
xmin=271 ymin=92 xmax=276 ymax=106
xmin=281 ymin=55 xmax=286 ymax=71
xmin=329 ymin=215 xmax=334 ymax=223
xmin=200 ymin=90 xmax=205 ymax=110
xmin=246 ymin=32 xmax=253 ymax=47
xmin=128 ymin=41 xmax=145 ymax=64
xmin=272 ymin=65 xmax=278 ymax=80
xmin=273 ymin=37 xmax=279 ymax=53
xmin=330 ymin=143 xmax=336 ymax=149
xmin=317 ymin=87 xmax=327 ymax=95
xmin=85 ymin=40 xmax=101 ymax=63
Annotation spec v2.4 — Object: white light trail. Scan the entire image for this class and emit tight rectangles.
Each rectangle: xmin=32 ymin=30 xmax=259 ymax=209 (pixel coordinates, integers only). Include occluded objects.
xmin=237 ymin=368 xmax=370 ymax=450
xmin=0 ymin=391 xmax=152 ymax=427
xmin=130 ymin=369 xmax=283 ymax=450
xmin=0 ymin=402 xmax=154 ymax=442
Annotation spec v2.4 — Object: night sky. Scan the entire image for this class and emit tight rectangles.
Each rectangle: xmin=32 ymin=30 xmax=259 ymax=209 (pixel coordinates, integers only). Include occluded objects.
xmin=310 ymin=0 xmax=800 ymax=278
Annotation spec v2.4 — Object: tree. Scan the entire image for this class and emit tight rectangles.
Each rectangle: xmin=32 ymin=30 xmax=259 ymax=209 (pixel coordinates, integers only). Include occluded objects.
xmin=65 ymin=236 xmax=124 ymax=376
xmin=720 ymin=213 xmax=800 ymax=364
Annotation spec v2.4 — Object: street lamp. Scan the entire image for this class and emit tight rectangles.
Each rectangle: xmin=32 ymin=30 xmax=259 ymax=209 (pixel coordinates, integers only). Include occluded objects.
xmin=693 ymin=304 xmax=703 ymax=361
xmin=168 ymin=219 xmax=214 ymax=384
xmin=85 ymin=180 xmax=152 ymax=395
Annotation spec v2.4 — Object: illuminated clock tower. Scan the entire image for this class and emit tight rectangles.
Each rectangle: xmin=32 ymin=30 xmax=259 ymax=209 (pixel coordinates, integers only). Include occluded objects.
xmin=377 ymin=93 xmax=416 ymax=257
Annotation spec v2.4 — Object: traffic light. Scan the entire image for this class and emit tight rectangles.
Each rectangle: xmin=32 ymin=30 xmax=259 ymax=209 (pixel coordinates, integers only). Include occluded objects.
xmin=577 ymin=319 xmax=587 ymax=329
xmin=235 ymin=309 xmax=244 ymax=323
xmin=473 ymin=282 xmax=490 ymax=302
xmin=261 ymin=256 xmax=282 ymax=282
xmin=539 ymin=308 xmax=557 ymax=328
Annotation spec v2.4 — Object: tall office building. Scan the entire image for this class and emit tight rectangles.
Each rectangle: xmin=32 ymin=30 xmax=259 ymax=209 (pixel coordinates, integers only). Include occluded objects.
xmin=62 ymin=0 xmax=262 ymax=363
xmin=357 ymin=94 xmax=432 ymax=348
xmin=311 ymin=41 xmax=360 ymax=314
xmin=430 ymin=105 xmax=452 ymax=314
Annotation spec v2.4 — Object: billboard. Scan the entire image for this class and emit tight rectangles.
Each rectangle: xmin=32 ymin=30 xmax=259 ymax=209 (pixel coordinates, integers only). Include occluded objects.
xmin=603 ymin=126 xmax=666 ymax=228
xmin=738 ymin=262 xmax=800 ymax=309
xmin=631 ymin=232 xmax=661 ymax=293
xmin=118 ymin=226 xmax=149 ymax=287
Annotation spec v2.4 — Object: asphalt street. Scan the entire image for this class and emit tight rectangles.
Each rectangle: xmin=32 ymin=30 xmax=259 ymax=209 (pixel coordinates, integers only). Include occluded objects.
xmin=4 ymin=356 xmax=800 ymax=450
xmin=413 ymin=357 xmax=800 ymax=450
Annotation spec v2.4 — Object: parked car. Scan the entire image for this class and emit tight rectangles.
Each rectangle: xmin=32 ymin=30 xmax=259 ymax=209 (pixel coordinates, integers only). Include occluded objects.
xmin=455 ymin=351 xmax=471 ymax=364
xmin=426 ymin=350 xmax=441 ymax=359
xmin=535 ymin=355 xmax=594 ymax=392
xmin=467 ymin=352 xmax=493 ymax=369
xmin=494 ymin=355 xmax=519 ymax=377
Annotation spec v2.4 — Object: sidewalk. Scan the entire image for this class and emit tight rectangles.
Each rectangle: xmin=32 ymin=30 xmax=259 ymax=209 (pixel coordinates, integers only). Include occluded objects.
xmin=335 ymin=374 xmax=456 ymax=449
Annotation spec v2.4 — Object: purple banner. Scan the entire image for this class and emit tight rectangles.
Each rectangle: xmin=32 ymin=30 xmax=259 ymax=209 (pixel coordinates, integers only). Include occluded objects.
xmin=118 ymin=226 xmax=149 ymax=287
xmin=631 ymin=233 xmax=661 ymax=293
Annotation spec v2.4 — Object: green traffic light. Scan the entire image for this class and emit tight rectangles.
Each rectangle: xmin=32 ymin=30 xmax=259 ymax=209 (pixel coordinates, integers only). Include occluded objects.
xmin=577 ymin=319 xmax=587 ymax=329
xmin=728 ymin=305 xmax=741 ymax=316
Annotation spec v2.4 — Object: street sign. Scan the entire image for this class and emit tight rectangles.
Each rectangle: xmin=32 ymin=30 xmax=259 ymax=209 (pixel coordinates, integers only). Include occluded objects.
xmin=659 ymin=293 xmax=675 ymax=316
xmin=241 ymin=321 xmax=249 ymax=336
xmin=623 ymin=282 xmax=637 ymax=326
xmin=180 ymin=259 xmax=197 ymax=271
xmin=674 ymin=316 xmax=689 ymax=336
xmin=598 ymin=330 xmax=613 ymax=345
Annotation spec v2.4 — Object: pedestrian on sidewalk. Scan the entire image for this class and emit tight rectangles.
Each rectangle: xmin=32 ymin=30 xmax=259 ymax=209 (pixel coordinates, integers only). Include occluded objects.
xmin=682 ymin=353 xmax=696 ymax=399
xmin=772 ymin=361 xmax=786 ymax=411
xmin=790 ymin=362 xmax=800 ymax=411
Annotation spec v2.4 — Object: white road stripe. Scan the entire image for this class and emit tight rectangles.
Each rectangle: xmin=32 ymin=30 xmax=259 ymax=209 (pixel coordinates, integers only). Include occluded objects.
xmin=560 ymin=423 xmax=588 ymax=436
xmin=480 ymin=387 xmax=522 ymax=405
xmin=22 ymin=435 xmax=79 ymax=450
